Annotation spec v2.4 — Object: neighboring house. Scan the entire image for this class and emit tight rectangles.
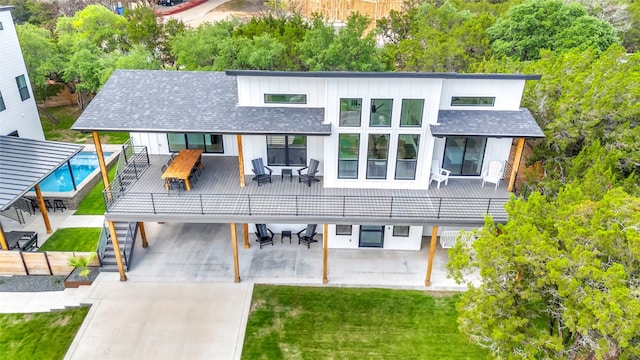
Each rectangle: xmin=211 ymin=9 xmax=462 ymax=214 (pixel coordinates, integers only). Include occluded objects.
xmin=72 ymin=69 xmax=544 ymax=284
xmin=0 ymin=6 xmax=44 ymax=140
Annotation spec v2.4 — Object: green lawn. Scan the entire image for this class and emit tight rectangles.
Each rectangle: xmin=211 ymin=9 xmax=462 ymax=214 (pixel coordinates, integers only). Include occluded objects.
xmin=74 ymin=165 xmax=117 ymax=215
xmin=38 ymin=228 xmax=101 ymax=252
xmin=0 ymin=307 xmax=89 ymax=359
xmin=40 ymin=105 xmax=129 ymax=144
xmin=242 ymin=285 xmax=489 ymax=359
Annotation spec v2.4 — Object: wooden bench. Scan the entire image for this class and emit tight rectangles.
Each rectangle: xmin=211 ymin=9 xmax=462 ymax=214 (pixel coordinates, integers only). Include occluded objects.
xmin=6 ymin=231 xmax=38 ymax=251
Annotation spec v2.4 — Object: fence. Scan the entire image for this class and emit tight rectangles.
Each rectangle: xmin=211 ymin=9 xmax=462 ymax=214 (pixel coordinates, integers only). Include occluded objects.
xmin=0 ymin=251 xmax=99 ymax=276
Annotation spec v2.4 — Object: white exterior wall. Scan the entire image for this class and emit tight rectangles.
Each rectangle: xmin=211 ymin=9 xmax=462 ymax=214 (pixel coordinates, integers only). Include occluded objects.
xmin=130 ymin=132 xmax=239 ymax=156
xmin=439 ymin=79 xmax=525 ymax=111
xmin=236 ymin=76 xmax=326 ymax=108
xmin=0 ymin=9 xmax=44 ymax=140
xmin=241 ymin=134 xmax=324 ymax=176
xmin=328 ymin=224 xmax=423 ymax=250
xmin=323 ymin=78 xmax=442 ymax=190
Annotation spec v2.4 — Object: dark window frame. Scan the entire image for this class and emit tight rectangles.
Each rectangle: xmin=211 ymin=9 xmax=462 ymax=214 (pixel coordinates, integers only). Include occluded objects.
xmin=167 ymin=133 xmax=224 ymax=153
xmin=395 ymin=134 xmax=420 ymax=180
xmin=359 ymin=225 xmax=385 ymax=248
xmin=369 ymin=98 xmax=393 ymax=127
xmin=266 ymin=135 xmax=307 ymax=166
xmin=339 ymin=98 xmax=362 ymax=127
xmin=451 ymin=96 xmax=495 ymax=107
xmin=399 ymin=99 xmax=424 ymax=127
xmin=0 ymin=91 xmax=5 ymax=111
xmin=336 ymin=225 xmax=352 ymax=236
xmin=0 ymin=22 xmax=3 ymax=30
xmin=442 ymin=137 xmax=487 ymax=176
xmin=366 ymin=133 xmax=390 ymax=180
xmin=393 ymin=226 xmax=410 ymax=237
xmin=16 ymin=75 xmax=30 ymax=101
xmin=338 ymin=133 xmax=360 ymax=179
xmin=264 ymin=94 xmax=307 ymax=104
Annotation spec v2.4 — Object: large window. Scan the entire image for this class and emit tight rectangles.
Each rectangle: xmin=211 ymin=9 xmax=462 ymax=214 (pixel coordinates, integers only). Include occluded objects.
xmin=167 ymin=133 xmax=224 ymax=153
xmin=264 ymin=94 xmax=307 ymax=104
xmin=443 ymin=137 xmax=486 ymax=176
xmin=340 ymin=98 xmax=362 ymax=127
xmin=266 ymin=135 xmax=307 ymax=166
xmin=369 ymin=99 xmax=392 ymax=127
xmin=16 ymin=75 xmax=29 ymax=101
xmin=400 ymin=99 xmax=424 ymax=127
xmin=359 ymin=225 xmax=384 ymax=248
xmin=0 ymin=91 xmax=5 ymax=111
xmin=338 ymin=134 xmax=359 ymax=179
xmin=366 ymin=134 xmax=390 ymax=179
xmin=336 ymin=225 xmax=352 ymax=235
xmin=451 ymin=96 xmax=495 ymax=107
xmin=395 ymin=134 xmax=420 ymax=180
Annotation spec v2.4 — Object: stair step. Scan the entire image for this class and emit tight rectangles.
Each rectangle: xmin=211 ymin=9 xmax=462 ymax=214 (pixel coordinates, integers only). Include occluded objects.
xmin=101 ymin=264 xmax=120 ymax=272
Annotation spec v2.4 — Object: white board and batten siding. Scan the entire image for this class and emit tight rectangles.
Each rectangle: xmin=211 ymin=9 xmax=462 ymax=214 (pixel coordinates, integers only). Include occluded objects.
xmin=130 ymin=132 xmax=239 ymax=156
xmin=328 ymin=225 xmax=423 ymax=250
xmin=439 ymin=79 xmax=526 ymax=111
xmin=236 ymin=76 xmax=326 ymax=108
xmin=241 ymin=134 xmax=324 ymax=176
xmin=0 ymin=9 xmax=44 ymax=140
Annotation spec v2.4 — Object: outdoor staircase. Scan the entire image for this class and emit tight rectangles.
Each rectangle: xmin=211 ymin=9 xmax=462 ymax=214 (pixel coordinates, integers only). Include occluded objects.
xmin=100 ymin=221 xmax=138 ymax=272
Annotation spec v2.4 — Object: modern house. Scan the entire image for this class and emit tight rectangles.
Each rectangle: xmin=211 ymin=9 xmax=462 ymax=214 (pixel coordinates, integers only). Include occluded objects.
xmin=71 ymin=69 xmax=544 ymax=285
xmin=0 ymin=6 xmax=44 ymax=140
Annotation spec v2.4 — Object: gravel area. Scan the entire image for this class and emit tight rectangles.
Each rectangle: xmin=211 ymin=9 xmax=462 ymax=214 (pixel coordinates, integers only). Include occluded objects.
xmin=0 ymin=275 xmax=66 ymax=292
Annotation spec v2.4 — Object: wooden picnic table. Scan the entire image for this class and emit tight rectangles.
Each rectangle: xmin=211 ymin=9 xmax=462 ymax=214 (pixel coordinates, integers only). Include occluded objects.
xmin=161 ymin=149 xmax=204 ymax=191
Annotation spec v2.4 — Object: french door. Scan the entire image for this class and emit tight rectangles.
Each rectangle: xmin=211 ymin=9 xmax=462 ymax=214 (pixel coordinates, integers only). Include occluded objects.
xmin=442 ymin=137 xmax=486 ymax=176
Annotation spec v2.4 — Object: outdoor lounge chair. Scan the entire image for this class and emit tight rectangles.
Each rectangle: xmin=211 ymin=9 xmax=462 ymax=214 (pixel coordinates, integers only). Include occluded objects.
xmin=251 ymin=158 xmax=273 ymax=186
xmin=255 ymin=224 xmax=274 ymax=249
xmin=297 ymin=159 xmax=320 ymax=187
xmin=482 ymin=160 xmax=504 ymax=190
xmin=430 ymin=159 xmax=451 ymax=189
xmin=297 ymin=224 xmax=318 ymax=249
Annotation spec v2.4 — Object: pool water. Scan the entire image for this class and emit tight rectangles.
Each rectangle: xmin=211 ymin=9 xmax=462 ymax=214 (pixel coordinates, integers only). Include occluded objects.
xmin=35 ymin=152 xmax=114 ymax=192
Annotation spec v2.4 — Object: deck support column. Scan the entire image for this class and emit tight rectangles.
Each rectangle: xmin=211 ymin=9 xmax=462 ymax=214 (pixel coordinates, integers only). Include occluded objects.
xmin=0 ymin=223 xmax=8 ymax=250
xmin=34 ymin=184 xmax=52 ymax=234
xmin=231 ymin=223 xmax=240 ymax=283
xmin=508 ymin=138 xmax=525 ymax=192
xmin=425 ymin=225 xmax=439 ymax=287
xmin=93 ymin=131 xmax=112 ymax=201
xmin=138 ymin=222 xmax=148 ymax=248
xmin=107 ymin=220 xmax=127 ymax=281
xmin=322 ymin=224 xmax=328 ymax=284
xmin=236 ymin=135 xmax=245 ymax=187
xmin=243 ymin=223 xmax=250 ymax=249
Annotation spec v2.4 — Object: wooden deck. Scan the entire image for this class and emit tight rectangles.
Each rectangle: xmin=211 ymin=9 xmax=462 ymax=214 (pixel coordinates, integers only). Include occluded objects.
xmin=104 ymin=156 xmax=511 ymax=224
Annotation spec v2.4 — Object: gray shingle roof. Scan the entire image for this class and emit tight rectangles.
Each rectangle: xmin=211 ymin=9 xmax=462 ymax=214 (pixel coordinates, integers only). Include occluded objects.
xmin=432 ymin=109 xmax=545 ymax=138
xmin=72 ymin=70 xmax=329 ymax=135
xmin=0 ymin=136 xmax=83 ymax=211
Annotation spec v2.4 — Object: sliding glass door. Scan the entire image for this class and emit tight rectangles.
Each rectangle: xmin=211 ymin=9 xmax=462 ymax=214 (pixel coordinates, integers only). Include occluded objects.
xmin=442 ymin=137 xmax=486 ymax=176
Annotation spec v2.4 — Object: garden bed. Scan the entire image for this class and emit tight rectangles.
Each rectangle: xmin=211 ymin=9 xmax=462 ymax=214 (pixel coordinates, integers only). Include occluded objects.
xmin=0 ymin=275 xmax=66 ymax=292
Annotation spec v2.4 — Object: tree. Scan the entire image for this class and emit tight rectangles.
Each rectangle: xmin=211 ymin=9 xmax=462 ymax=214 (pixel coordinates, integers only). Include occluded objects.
xmin=447 ymin=157 xmax=640 ymax=359
xmin=488 ymin=0 xmax=619 ymax=60
xmin=16 ymin=23 xmax=61 ymax=102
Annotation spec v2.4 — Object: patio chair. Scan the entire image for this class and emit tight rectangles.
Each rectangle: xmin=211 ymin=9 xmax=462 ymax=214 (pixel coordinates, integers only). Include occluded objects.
xmin=255 ymin=224 xmax=274 ymax=249
xmin=251 ymin=158 xmax=273 ymax=186
xmin=297 ymin=224 xmax=318 ymax=249
xmin=430 ymin=159 xmax=451 ymax=189
xmin=482 ymin=160 xmax=504 ymax=190
xmin=297 ymin=159 xmax=320 ymax=187
xmin=166 ymin=178 xmax=185 ymax=193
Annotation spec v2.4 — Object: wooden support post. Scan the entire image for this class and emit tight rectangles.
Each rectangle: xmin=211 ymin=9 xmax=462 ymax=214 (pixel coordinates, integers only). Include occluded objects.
xmin=138 ymin=222 xmax=148 ymax=248
xmin=236 ymin=135 xmax=246 ymax=187
xmin=34 ymin=184 xmax=52 ymax=234
xmin=243 ymin=223 xmax=250 ymax=249
xmin=322 ymin=224 xmax=328 ymax=284
xmin=93 ymin=131 xmax=112 ymax=201
xmin=107 ymin=220 xmax=127 ymax=281
xmin=231 ymin=223 xmax=240 ymax=283
xmin=0 ymin=222 xmax=8 ymax=250
xmin=508 ymin=138 xmax=525 ymax=192
xmin=425 ymin=225 xmax=439 ymax=287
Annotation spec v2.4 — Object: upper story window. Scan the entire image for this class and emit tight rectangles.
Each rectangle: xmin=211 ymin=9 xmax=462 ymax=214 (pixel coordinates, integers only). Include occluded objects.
xmin=366 ymin=134 xmax=390 ymax=179
xmin=395 ymin=134 xmax=420 ymax=180
xmin=369 ymin=99 xmax=392 ymax=127
xmin=167 ymin=133 xmax=224 ymax=153
xmin=16 ymin=75 xmax=30 ymax=101
xmin=266 ymin=135 xmax=307 ymax=166
xmin=0 ymin=91 xmax=6 ymax=112
xmin=264 ymin=94 xmax=307 ymax=104
xmin=339 ymin=98 xmax=362 ymax=127
xmin=338 ymin=133 xmax=359 ymax=179
xmin=399 ymin=99 xmax=424 ymax=127
xmin=0 ymin=22 xmax=4 ymax=30
xmin=451 ymin=96 xmax=495 ymax=107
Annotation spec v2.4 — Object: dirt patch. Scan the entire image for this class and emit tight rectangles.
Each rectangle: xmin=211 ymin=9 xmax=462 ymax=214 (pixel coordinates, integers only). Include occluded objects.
xmin=214 ymin=0 xmax=264 ymax=13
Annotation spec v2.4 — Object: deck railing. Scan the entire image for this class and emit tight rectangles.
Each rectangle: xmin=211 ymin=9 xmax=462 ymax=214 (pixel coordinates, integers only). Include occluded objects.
xmin=103 ymin=191 xmax=510 ymax=220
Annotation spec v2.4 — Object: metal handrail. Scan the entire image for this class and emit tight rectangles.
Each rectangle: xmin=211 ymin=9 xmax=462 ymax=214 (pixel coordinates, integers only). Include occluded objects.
xmin=97 ymin=222 xmax=109 ymax=262
xmin=103 ymin=191 xmax=510 ymax=220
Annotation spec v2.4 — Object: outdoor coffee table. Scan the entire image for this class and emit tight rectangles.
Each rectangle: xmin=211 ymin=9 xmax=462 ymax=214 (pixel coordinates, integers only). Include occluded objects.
xmin=281 ymin=230 xmax=292 ymax=244
xmin=281 ymin=169 xmax=293 ymax=182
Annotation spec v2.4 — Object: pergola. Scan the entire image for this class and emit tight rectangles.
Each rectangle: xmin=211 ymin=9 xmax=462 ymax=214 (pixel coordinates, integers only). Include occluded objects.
xmin=0 ymin=135 xmax=83 ymax=249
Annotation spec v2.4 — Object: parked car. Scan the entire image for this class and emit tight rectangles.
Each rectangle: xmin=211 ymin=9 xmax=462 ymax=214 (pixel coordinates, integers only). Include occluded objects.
xmin=158 ymin=0 xmax=184 ymax=6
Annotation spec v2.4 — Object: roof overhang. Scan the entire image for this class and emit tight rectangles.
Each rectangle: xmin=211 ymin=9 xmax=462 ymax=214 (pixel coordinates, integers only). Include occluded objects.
xmin=0 ymin=136 xmax=83 ymax=211
xmin=226 ymin=70 xmax=542 ymax=81
xmin=431 ymin=109 xmax=545 ymax=138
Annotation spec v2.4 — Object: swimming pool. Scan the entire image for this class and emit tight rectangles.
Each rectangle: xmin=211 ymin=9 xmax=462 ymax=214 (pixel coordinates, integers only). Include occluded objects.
xmin=35 ymin=151 xmax=114 ymax=192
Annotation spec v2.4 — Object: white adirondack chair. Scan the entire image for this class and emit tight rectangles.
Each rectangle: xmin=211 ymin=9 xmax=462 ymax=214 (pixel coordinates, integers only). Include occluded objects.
xmin=430 ymin=160 xmax=451 ymax=189
xmin=482 ymin=160 xmax=504 ymax=190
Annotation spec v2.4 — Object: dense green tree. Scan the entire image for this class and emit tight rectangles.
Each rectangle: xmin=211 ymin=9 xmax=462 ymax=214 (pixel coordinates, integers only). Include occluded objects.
xmin=0 ymin=0 xmax=59 ymax=28
xmin=448 ymin=158 xmax=640 ymax=359
xmin=15 ymin=22 xmax=60 ymax=101
xmin=488 ymin=0 xmax=619 ymax=60
xmin=170 ymin=20 xmax=236 ymax=70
